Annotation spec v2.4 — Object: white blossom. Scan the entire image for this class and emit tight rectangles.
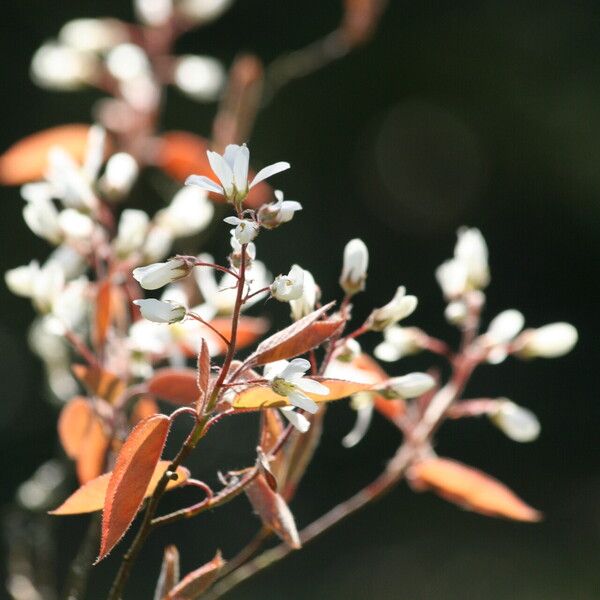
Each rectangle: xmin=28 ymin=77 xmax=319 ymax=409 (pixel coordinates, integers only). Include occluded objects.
xmin=156 ymin=186 xmax=214 ymax=237
xmin=491 ymin=400 xmax=540 ymax=443
xmin=289 ymin=268 xmax=318 ymax=321
xmin=133 ymin=298 xmax=186 ymax=323
xmin=339 ymin=238 xmax=368 ymax=296
xmin=22 ymin=195 xmax=62 ymax=244
xmin=279 ymin=406 xmax=310 ymax=433
xmin=374 ymin=326 xmax=421 ymax=362
xmin=100 ymin=153 xmax=139 ymax=200
xmin=134 ymin=0 xmax=173 ymax=26
xmin=5 ymin=261 xmax=41 ymax=298
xmin=59 ymin=18 xmax=126 ymax=52
xmin=454 ymin=227 xmax=490 ymax=289
xmin=271 ymin=265 xmax=304 ymax=302
xmin=185 ymin=144 xmax=290 ymax=205
xmin=115 ymin=209 xmax=149 ymax=256
xmin=518 ymin=323 xmax=578 ymax=358
xmin=133 ymin=258 xmax=190 ymax=290
xmin=444 ymin=300 xmax=468 ymax=324
xmin=368 ymin=286 xmax=417 ymax=331
xmin=258 ymin=190 xmax=302 ymax=229
xmin=342 ymin=392 xmax=374 ymax=448
xmin=31 ymin=42 xmax=96 ymax=90
xmin=174 ymin=55 xmax=225 ymax=101
xmin=379 ymin=372 xmax=435 ymax=399
xmin=266 ymin=358 xmax=329 ymax=414
xmin=57 ymin=208 xmax=95 ymax=240
xmin=485 ymin=309 xmax=525 ymax=344
xmin=143 ymin=226 xmax=174 ymax=262
xmin=436 ymin=258 xmax=468 ymax=299
xmin=105 ymin=43 xmax=150 ymax=81
xmin=176 ymin=0 xmax=233 ymax=24
xmin=223 ymin=216 xmax=259 ymax=244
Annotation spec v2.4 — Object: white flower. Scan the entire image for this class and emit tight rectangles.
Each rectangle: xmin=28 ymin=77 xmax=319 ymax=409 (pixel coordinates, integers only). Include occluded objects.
xmin=115 ymin=209 xmax=149 ymax=256
xmin=59 ymin=18 xmax=126 ymax=52
xmin=31 ymin=42 xmax=96 ymax=90
xmin=143 ymin=226 xmax=174 ymax=262
xmin=5 ymin=261 xmax=41 ymax=298
xmin=342 ymin=392 xmax=374 ymax=448
xmin=279 ymin=406 xmax=311 ymax=433
xmin=156 ymin=186 xmax=214 ymax=238
xmin=339 ymin=238 xmax=368 ymax=296
xmin=223 ymin=216 xmax=259 ymax=244
xmin=176 ymin=0 xmax=233 ymax=22
xmin=485 ymin=309 xmax=525 ymax=344
xmin=57 ymin=208 xmax=95 ymax=240
xmin=100 ymin=153 xmax=139 ymax=200
xmin=374 ymin=326 xmax=421 ymax=362
xmin=105 ymin=43 xmax=150 ymax=81
xmin=133 ymin=299 xmax=186 ymax=323
xmin=436 ymin=258 xmax=468 ymax=299
xmin=134 ymin=0 xmax=173 ymax=26
xmin=133 ymin=258 xmax=190 ymax=290
xmin=258 ymin=190 xmax=302 ymax=229
xmin=518 ymin=323 xmax=578 ymax=358
xmin=271 ymin=265 xmax=304 ymax=302
xmin=289 ymin=267 xmax=318 ymax=321
xmin=31 ymin=261 xmax=65 ymax=313
xmin=491 ymin=400 xmax=540 ymax=442
xmin=444 ymin=300 xmax=468 ymax=324
xmin=48 ymin=276 xmax=89 ymax=333
xmin=174 ymin=55 xmax=225 ymax=101
xmin=229 ymin=230 xmax=256 ymax=267
xmin=266 ymin=358 xmax=329 ymax=414
xmin=379 ymin=372 xmax=435 ymax=399
xmin=22 ymin=195 xmax=62 ymax=244
xmin=195 ymin=253 xmax=270 ymax=314
xmin=185 ymin=144 xmax=290 ymax=205
xmin=454 ymin=227 xmax=489 ymax=290
xmin=368 ymin=286 xmax=418 ymax=331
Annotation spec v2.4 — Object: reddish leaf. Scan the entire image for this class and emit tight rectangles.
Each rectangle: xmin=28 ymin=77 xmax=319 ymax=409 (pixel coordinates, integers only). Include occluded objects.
xmin=248 ymin=302 xmax=337 ymax=366
xmin=148 ymin=368 xmax=199 ymax=406
xmin=245 ymin=475 xmax=301 ymax=549
xmin=72 ymin=364 xmax=126 ymax=405
xmin=165 ymin=551 xmax=224 ymax=599
xmin=131 ymin=397 xmax=160 ymax=424
xmin=409 ymin=458 xmax=542 ymax=522
xmin=76 ymin=416 xmax=110 ymax=484
xmin=94 ymin=280 xmax=113 ymax=349
xmin=156 ymin=131 xmax=272 ymax=208
xmin=97 ymin=415 xmax=171 ymax=561
xmin=233 ymin=379 xmax=372 ymax=410
xmin=0 ymin=124 xmax=92 ymax=185
xmin=154 ymin=545 xmax=180 ymax=600
xmin=259 ymin=409 xmax=285 ymax=454
xmin=58 ymin=396 xmax=93 ymax=458
xmin=209 ymin=317 xmax=269 ymax=350
xmin=50 ymin=461 xmax=189 ymax=515
xmin=196 ymin=339 xmax=210 ymax=412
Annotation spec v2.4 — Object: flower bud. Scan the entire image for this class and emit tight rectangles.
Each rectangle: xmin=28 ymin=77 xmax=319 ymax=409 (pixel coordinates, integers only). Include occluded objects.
xmin=133 ymin=299 xmax=186 ymax=323
xmin=133 ymin=258 xmax=190 ymax=290
xmin=176 ymin=0 xmax=233 ymax=23
xmin=485 ymin=309 xmax=525 ymax=344
xmin=454 ymin=227 xmax=490 ymax=289
xmin=57 ymin=209 xmax=95 ymax=240
xmin=115 ymin=209 xmax=149 ymax=256
xmin=444 ymin=300 xmax=468 ymax=325
xmin=100 ymin=152 xmax=139 ymax=200
xmin=368 ymin=286 xmax=417 ymax=331
xmin=339 ymin=238 xmax=368 ymax=296
xmin=271 ymin=265 xmax=304 ymax=302
xmin=106 ymin=43 xmax=150 ymax=81
xmin=22 ymin=196 xmax=62 ymax=245
xmin=156 ymin=186 xmax=214 ymax=238
xmin=258 ymin=191 xmax=302 ymax=229
xmin=5 ymin=261 xmax=40 ymax=298
xmin=518 ymin=323 xmax=578 ymax=358
xmin=134 ymin=0 xmax=173 ymax=26
xmin=31 ymin=42 xmax=96 ymax=90
xmin=490 ymin=400 xmax=540 ymax=442
xmin=143 ymin=226 xmax=174 ymax=262
xmin=374 ymin=326 xmax=421 ymax=362
xmin=223 ymin=216 xmax=259 ymax=245
xmin=379 ymin=372 xmax=435 ymax=399
xmin=59 ymin=18 xmax=126 ymax=52
xmin=174 ymin=55 xmax=225 ymax=101
xmin=333 ymin=338 xmax=361 ymax=363
xmin=436 ymin=258 xmax=468 ymax=299
xmin=289 ymin=268 xmax=319 ymax=321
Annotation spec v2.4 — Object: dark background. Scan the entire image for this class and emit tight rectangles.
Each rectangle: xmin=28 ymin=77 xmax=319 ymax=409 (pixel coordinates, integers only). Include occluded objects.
xmin=1 ymin=1 xmax=599 ymax=598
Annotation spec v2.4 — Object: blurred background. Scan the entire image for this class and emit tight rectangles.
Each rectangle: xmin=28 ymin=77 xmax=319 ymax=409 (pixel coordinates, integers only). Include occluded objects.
xmin=0 ymin=1 xmax=598 ymax=598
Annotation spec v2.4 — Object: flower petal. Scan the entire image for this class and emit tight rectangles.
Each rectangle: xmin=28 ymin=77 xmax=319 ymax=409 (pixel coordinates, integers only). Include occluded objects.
xmin=295 ymin=377 xmax=329 ymax=396
xmin=223 ymin=216 xmax=241 ymax=225
xmin=185 ymin=175 xmax=223 ymax=195
xmin=279 ymin=358 xmax=310 ymax=380
xmin=232 ymin=144 xmax=249 ymax=191
xmin=288 ymin=390 xmax=318 ymax=414
xmin=207 ymin=150 xmax=233 ymax=192
xmin=279 ymin=406 xmax=310 ymax=432
xmin=249 ymin=161 xmax=290 ymax=188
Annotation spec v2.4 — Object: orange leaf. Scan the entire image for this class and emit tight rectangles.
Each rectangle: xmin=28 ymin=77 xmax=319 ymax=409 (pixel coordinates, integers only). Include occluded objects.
xmin=97 ymin=415 xmax=171 ymax=561
xmin=50 ymin=461 xmax=189 ymax=515
xmin=248 ymin=302 xmax=338 ymax=366
xmin=156 ymin=131 xmax=274 ymax=208
xmin=148 ymin=368 xmax=199 ymax=406
xmin=209 ymin=317 xmax=269 ymax=350
xmin=154 ymin=545 xmax=180 ymax=599
xmin=409 ymin=458 xmax=542 ymax=522
xmin=196 ymin=339 xmax=210 ymax=412
xmin=0 ymin=124 xmax=91 ymax=185
xmin=76 ymin=416 xmax=110 ymax=484
xmin=72 ymin=364 xmax=126 ymax=405
xmin=245 ymin=475 xmax=301 ymax=549
xmin=131 ymin=397 xmax=160 ymax=424
xmin=58 ymin=396 xmax=93 ymax=458
xmin=233 ymin=379 xmax=372 ymax=410
xmin=165 ymin=551 xmax=224 ymax=599
xmin=94 ymin=281 xmax=113 ymax=349
xmin=260 ymin=409 xmax=285 ymax=454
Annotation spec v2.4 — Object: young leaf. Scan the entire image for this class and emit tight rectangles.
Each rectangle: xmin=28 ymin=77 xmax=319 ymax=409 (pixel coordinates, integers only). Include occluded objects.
xmin=233 ymin=379 xmax=373 ymax=410
xmin=153 ymin=545 xmax=180 ymax=600
xmin=0 ymin=124 xmax=92 ymax=185
xmin=50 ymin=461 xmax=189 ymax=515
xmin=131 ymin=397 xmax=160 ymax=424
xmin=148 ymin=368 xmax=199 ymax=406
xmin=76 ymin=416 xmax=110 ymax=484
xmin=247 ymin=302 xmax=337 ymax=366
xmin=165 ymin=551 xmax=224 ymax=599
xmin=72 ymin=364 xmax=126 ymax=405
xmin=245 ymin=475 xmax=301 ymax=549
xmin=196 ymin=339 xmax=210 ymax=412
xmin=409 ymin=458 xmax=542 ymax=522
xmin=97 ymin=415 xmax=171 ymax=561
xmin=94 ymin=280 xmax=113 ymax=349
xmin=58 ymin=396 xmax=93 ymax=458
